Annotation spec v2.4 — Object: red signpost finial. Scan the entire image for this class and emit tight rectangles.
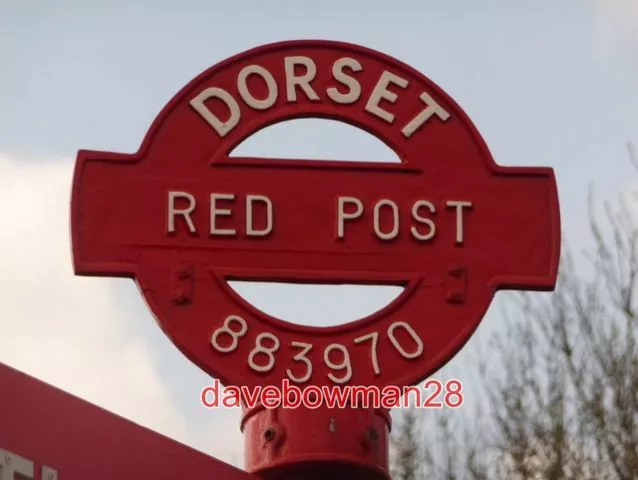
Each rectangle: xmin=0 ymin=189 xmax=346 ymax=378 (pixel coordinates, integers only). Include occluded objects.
xmin=242 ymin=404 xmax=391 ymax=480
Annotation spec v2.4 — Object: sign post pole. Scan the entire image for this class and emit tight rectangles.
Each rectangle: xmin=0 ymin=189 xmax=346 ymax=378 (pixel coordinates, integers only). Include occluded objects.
xmin=242 ymin=403 xmax=391 ymax=479
xmin=70 ymin=40 xmax=560 ymax=479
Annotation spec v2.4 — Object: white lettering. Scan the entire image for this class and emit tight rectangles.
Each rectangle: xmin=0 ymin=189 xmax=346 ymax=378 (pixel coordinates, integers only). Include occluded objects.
xmin=206 ymin=316 xmax=432 ymax=389
xmin=324 ymin=344 xmax=353 ymax=384
xmin=189 ymin=87 xmax=240 ymax=137
xmin=0 ymin=449 xmax=33 ymax=480
xmin=354 ymin=332 xmax=380 ymax=376
xmin=42 ymin=466 xmax=58 ymax=480
xmin=401 ymin=91 xmax=450 ymax=138
xmin=411 ymin=200 xmax=436 ymax=241
xmin=446 ymin=200 xmax=472 ymax=244
xmin=373 ymin=199 xmax=399 ymax=240
xmin=286 ymin=341 xmax=313 ymax=383
xmin=388 ymin=321 xmax=424 ymax=359
xmin=285 ymin=56 xmax=319 ymax=102
xmin=211 ymin=315 xmax=248 ymax=353
xmin=168 ymin=191 xmax=196 ymax=233
xmin=237 ymin=65 xmax=278 ymax=110
xmin=337 ymin=196 xmax=364 ymax=239
xmin=190 ymin=57 xmax=454 ymax=140
xmin=365 ymin=70 xmax=408 ymax=123
xmin=246 ymin=195 xmax=273 ymax=236
xmin=210 ymin=193 xmax=236 ymax=236
xmin=327 ymin=57 xmax=362 ymax=104
xmin=248 ymin=333 xmax=280 ymax=373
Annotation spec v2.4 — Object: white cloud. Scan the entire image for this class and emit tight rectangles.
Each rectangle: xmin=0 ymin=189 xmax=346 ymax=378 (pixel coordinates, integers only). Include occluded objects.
xmin=587 ymin=0 xmax=638 ymax=51
xmin=0 ymin=154 xmax=192 ymax=449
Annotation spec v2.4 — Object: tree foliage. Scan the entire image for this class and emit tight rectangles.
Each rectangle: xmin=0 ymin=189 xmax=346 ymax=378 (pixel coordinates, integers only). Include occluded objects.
xmin=392 ymin=146 xmax=638 ymax=479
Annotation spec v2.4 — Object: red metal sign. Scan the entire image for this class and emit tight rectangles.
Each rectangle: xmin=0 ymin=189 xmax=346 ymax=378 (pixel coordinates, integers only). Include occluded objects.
xmin=0 ymin=362 xmax=257 ymax=479
xmin=71 ymin=40 xmax=560 ymax=390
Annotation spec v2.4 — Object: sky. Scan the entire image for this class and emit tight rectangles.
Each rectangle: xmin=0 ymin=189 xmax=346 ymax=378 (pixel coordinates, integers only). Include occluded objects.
xmin=1 ymin=0 xmax=637 ymax=468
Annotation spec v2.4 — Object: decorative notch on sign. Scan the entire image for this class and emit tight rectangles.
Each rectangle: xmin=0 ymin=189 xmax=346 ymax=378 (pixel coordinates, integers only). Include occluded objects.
xmin=446 ymin=265 xmax=467 ymax=304
xmin=171 ymin=264 xmax=194 ymax=305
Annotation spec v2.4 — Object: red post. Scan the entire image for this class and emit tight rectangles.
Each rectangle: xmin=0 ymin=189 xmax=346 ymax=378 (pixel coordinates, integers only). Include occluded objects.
xmin=68 ymin=38 xmax=560 ymax=480
xmin=242 ymin=403 xmax=391 ymax=480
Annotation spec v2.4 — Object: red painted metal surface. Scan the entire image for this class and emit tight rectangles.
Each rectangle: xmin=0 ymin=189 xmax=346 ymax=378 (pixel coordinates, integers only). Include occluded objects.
xmin=68 ymin=40 xmax=561 ymax=480
xmin=0 ymin=361 xmax=257 ymax=479
xmin=71 ymin=40 xmax=560 ymax=392
xmin=242 ymin=403 xmax=391 ymax=480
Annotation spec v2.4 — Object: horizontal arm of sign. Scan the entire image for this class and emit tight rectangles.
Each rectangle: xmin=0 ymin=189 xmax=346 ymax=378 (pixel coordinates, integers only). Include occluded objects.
xmin=72 ymin=152 xmax=558 ymax=290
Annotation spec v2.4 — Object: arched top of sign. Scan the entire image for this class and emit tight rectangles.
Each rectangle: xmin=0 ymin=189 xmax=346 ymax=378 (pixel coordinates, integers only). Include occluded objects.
xmin=131 ymin=39 xmax=501 ymax=175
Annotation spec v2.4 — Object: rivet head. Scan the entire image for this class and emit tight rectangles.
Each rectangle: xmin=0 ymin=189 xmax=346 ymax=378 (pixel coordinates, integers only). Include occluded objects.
xmin=263 ymin=427 xmax=276 ymax=442
xmin=177 ymin=266 xmax=191 ymax=279
xmin=172 ymin=290 xmax=191 ymax=305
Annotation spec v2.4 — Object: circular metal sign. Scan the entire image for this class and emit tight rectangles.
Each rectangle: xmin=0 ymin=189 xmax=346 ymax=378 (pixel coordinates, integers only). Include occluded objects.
xmin=71 ymin=40 xmax=560 ymax=389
